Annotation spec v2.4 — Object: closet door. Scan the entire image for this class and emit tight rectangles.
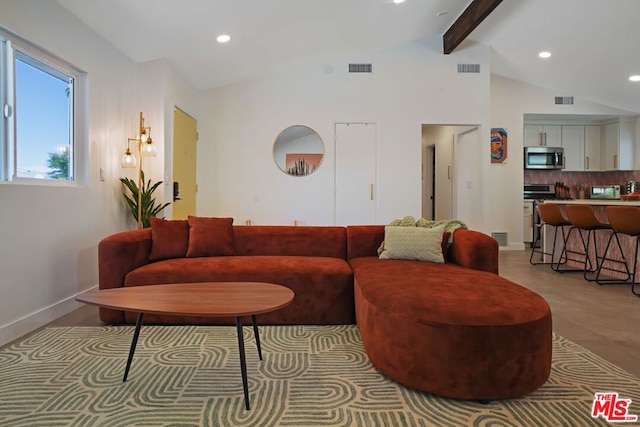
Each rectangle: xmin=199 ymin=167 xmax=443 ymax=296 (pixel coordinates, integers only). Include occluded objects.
xmin=334 ymin=123 xmax=376 ymax=225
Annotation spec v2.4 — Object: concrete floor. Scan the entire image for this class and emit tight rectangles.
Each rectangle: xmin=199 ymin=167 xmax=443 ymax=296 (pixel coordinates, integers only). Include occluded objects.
xmin=4 ymin=250 xmax=639 ymax=377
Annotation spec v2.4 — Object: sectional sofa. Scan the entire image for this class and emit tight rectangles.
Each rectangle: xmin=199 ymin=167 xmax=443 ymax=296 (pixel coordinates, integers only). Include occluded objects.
xmin=98 ymin=217 xmax=552 ymax=400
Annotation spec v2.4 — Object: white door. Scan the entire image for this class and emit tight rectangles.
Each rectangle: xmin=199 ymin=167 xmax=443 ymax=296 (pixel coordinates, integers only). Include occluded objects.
xmin=434 ymin=133 xmax=454 ymax=220
xmin=334 ymin=123 xmax=376 ymax=225
xmin=454 ymin=127 xmax=481 ymax=229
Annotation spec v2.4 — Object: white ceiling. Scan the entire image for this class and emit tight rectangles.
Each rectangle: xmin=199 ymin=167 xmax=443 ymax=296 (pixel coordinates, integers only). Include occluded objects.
xmin=56 ymin=0 xmax=640 ymax=113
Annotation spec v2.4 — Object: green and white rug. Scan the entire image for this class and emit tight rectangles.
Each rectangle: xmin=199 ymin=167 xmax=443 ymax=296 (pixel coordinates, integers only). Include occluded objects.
xmin=1 ymin=325 xmax=639 ymax=426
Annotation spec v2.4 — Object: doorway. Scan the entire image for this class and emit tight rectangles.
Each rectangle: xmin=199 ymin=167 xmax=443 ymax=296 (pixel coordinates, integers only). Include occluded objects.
xmin=172 ymin=108 xmax=198 ymax=220
xmin=422 ymin=124 xmax=481 ymax=223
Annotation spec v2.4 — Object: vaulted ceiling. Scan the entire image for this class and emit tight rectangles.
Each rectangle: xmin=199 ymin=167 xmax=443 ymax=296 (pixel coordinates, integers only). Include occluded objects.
xmin=56 ymin=0 xmax=640 ymax=113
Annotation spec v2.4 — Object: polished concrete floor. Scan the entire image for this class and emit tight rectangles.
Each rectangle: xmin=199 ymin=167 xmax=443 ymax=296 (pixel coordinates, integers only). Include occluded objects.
xmin=4 ymin=250 xmax=639 ymax=377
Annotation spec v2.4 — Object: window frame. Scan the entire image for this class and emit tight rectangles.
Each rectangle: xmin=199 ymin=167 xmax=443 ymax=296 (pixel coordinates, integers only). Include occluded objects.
xmin=0 ymin=25 xmax=86 ymax=186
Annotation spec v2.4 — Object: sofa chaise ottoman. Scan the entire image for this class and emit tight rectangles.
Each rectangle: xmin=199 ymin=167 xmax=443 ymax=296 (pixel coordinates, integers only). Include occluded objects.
xmin=346 ymin=225 xmax=552 ymax=401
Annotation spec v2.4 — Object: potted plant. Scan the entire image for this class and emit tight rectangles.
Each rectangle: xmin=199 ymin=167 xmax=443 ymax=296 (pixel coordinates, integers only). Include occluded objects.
xmin=119 ymin=170 xmax=170 ymax=228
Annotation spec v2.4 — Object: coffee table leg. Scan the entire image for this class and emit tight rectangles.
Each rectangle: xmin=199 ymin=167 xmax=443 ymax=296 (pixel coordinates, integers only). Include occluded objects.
xmin=236 ymin=316 xmax=250 ymax=410
xmin=123 ymin=312 xmax=144 ymax=382
xmin=251 ymin=315 xmax=262 ymax=361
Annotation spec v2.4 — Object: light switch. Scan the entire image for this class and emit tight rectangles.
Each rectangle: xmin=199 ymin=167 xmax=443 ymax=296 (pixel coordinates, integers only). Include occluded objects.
xmin=99 ymin=168 xmax=105 ymax=181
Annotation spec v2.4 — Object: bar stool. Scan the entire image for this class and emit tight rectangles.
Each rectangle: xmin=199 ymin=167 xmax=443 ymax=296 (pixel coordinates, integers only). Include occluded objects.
xmin=530 ymin=203 xmax=577 ymax=271
xmin=564 ymin=205 xmax=625 ymax=282
xmin=598 ymin=206 xmax=640 ymax=296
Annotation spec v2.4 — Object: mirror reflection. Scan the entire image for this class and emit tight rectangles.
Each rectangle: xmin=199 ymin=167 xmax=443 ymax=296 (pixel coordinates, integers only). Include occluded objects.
xmin=273 ymin=125 xmax=324 ymax=176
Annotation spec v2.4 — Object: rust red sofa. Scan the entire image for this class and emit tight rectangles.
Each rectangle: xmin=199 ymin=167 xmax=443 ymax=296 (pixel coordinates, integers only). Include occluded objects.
xmin=98 ymin=220 xmax=354 ymax=325
xmin=98 ymin=218 xmax=552 ymax=400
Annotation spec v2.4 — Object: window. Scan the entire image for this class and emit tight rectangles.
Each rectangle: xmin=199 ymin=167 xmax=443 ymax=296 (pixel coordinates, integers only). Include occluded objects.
xmin=1 ymin=26 xmax=84 ymax=183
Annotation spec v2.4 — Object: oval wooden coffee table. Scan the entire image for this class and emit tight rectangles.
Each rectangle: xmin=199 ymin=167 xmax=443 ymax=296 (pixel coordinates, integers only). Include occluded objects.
xmin=76 ymin=282 xmax=294 ymax=410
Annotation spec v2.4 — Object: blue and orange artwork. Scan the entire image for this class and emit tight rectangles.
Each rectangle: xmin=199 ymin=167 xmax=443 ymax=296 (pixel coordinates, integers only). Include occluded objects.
xmin=490 ymin=127 xmax=507 ymax=163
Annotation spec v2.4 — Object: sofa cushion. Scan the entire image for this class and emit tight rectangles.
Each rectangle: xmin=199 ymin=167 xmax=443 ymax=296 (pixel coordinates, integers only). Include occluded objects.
xmin=124 ymin=255 xmax=355 ymax=325
xmin=148 ymin=218 xmax=189 ymax=261
xmin=379 ymin=226 xmax=445 ymax=263
xmin=186 ymin=216 xmax=234 ymax=257
xmin=233 ymin=226 xmax=347 ymax=258
xmin=350 ymin=256 xmax=548 ymax=325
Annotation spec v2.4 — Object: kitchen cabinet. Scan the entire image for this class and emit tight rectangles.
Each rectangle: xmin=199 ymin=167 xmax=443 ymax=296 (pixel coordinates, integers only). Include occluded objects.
xmin=584 ymin=125 xmax=602 ymax=171
xmin=561 ymin=125 xmax=602 ymax=171
xmin=561 ymin=126 xmax=584 ymax=171
xmin=523 ymin=200 xmax=533 ymax=244
xmin=524 ymin=125 xmax=561 ymax=147
xmin=603 ymin=121 xmax=634 ymax=170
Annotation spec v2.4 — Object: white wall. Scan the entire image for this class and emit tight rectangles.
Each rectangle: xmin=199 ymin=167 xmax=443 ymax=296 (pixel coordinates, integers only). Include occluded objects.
xmin=198 ymin=38 xmax=492 ymax=226
xmin=136 ymin=59 xmax=201 ymax=220
xmin=0 ymin=1 xmax=140 ymax=345
xmin=489 ymin=75 xmax=639 ymax=250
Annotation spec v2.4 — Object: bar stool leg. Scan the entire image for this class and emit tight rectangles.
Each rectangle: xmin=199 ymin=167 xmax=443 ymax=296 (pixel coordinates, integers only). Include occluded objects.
xmin=582 ymin=229 xmax=597 ymax=280
xmin=553 ymin=226 xmax=586 ymax=273
xmin=530 ymin=223 xmax=562 ymax=266
xmin=595 ymin=230 xmax=631 ymax=285
xmin=630 ymin=237 xmax=640 ymax=297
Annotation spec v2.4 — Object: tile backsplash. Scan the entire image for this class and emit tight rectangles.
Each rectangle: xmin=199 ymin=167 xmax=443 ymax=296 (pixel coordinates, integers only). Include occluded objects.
xmin=524 ymin=170 xmax=640 ymax=199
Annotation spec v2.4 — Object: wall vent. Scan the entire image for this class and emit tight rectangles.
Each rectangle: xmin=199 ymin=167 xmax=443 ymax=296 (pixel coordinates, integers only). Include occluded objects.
xmin=349 ymin=63 xmax=373 ymax=73
xmin=555 ymin=96 xmax=574 ymax=105
xmin=491 ymin=232 xmax=508 ymax=247
xmin=457 ymin=63 xmax=481 ymax=73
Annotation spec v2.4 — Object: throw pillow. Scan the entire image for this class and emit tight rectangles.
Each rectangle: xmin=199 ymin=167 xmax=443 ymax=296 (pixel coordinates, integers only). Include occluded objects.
xmin=379 ymin=225 xmax=445 ymax=263
xmin=186 ymin=216 xmax=234 ymax=257
xmin=148 ymin=218 xmax=189 ymax=261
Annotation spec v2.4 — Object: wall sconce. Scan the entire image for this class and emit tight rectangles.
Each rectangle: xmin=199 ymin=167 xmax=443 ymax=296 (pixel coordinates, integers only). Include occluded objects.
xmin=121 ymin=112 xmax=156 ymax=229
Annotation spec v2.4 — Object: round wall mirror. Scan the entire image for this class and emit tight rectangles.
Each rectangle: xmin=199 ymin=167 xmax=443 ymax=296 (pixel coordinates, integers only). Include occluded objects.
xmin=273 ymin=125 xmax=324 ymax=176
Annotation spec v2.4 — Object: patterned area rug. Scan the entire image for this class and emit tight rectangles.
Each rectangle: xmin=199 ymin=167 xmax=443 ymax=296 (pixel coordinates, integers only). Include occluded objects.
xmin=1 ymin=325 xmax=639 ymax=426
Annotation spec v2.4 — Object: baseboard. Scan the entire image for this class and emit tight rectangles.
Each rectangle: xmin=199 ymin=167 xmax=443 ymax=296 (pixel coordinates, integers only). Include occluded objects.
xmin=499 ymin=243 xmax=526 ymax=251
xmin=0 ymin=286 xmax=98 ymax=347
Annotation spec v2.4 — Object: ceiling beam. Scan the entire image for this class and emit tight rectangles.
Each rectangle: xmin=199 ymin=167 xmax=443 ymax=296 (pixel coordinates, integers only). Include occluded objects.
xmin=443 ymin=0 xmax=503 ymax=54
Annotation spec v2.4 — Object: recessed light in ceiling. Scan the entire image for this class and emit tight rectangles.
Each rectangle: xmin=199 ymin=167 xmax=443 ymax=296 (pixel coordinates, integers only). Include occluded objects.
xmin=217 ymin=34 xmax=231 ymax=43
xmin=629 ymin=75 xmax=640 ymax=82
xmin=393 ymin=0 xmax=406 ymax=4
xmin=436 ymin=11 xmax=449 ymax=17
xmin=538 ymin=51 xmax=551 ymax=59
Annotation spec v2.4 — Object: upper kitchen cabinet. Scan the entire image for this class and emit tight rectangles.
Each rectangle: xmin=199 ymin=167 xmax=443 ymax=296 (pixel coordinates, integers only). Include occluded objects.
xmin=561 ymin=125 xmax=602 ymax=171
xmin=603 ymin=121 xmax=634 ymax=170
xmin=584 ymin=125 xmax=602 ymax=171
xmin=524 ymin=125 xmax=561 ymax=147
xmin=561 ymin=126 xmax=584 ymax=171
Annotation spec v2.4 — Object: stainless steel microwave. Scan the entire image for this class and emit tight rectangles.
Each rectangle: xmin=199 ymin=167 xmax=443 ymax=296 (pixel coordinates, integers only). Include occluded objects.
xmin=524 ymin=147 xmax=564 ymax=170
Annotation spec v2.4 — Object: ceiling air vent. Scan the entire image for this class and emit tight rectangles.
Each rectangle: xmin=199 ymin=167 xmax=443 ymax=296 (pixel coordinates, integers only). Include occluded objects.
xmin=555 ymin=96 xmax=574 ymax=105
xmin=349 ymin=63 xmax=373 ymax=73
xmin=457 ymin=63 xmax=481 ymax=73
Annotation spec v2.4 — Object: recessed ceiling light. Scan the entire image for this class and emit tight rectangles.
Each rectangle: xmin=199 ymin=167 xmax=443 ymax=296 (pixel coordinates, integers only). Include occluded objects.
xmin=538 ymin=51 xmax=551 ymax=59
xmin=217 ymin=34 xmax=231 ymax=43
xmin=393 ymin=0 xmax=406 ymax=4
xmin=436 ymin=11 xmax=449 ymax=17
xmin=629 ymin=75 xmax=640 ymax=82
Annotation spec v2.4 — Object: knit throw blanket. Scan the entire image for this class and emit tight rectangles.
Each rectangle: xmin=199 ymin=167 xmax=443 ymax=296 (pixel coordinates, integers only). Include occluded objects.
xmin=378 ymin=216 xmax=468 ymax=255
